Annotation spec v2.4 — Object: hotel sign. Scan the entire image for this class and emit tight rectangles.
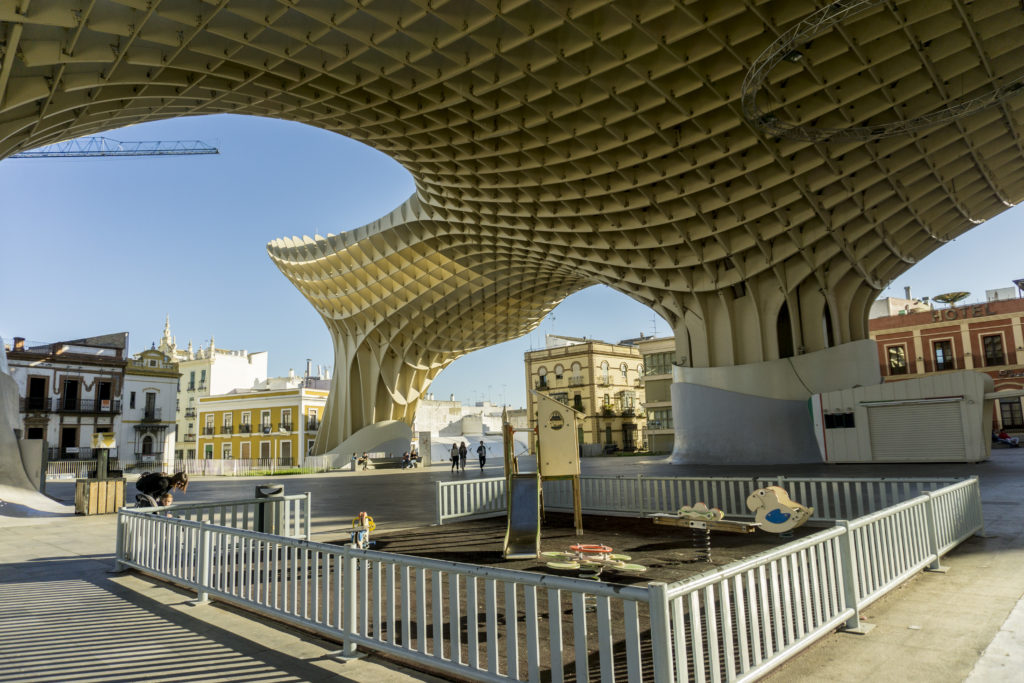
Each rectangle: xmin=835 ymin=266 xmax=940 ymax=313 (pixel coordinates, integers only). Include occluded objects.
xmin=931 ymin=303 xmax=994 ymax=322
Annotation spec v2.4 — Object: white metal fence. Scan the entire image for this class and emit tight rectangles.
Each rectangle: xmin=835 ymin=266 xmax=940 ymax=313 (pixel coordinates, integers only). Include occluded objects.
xmin=436 ymin=475 xmax=968 ymax=525
xmin=118 ymin=477 xmax=983 ymax=682
xmin=170 ymin=455 xmax=332 ymax=476
xmin=46 ymin=455 xmax=333 ymax=480
xmin=131 ymin=494 xmax=312 ymax=541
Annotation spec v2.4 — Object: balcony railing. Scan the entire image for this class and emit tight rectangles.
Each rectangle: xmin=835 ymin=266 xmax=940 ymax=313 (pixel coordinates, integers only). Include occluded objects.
xmin=279 ymin=422 xmax=293 ymax=432
xmin=20 ymin=397 xmax=51 ymax=412
xmin=202 ymin=427 xmax=215 ymax=436
xmin=197 ymin=383 xmax=207 ymax=391
xmin=182 ymin=433 xmax=196 ymax=442
xmin=306 ymin=419 xmax=320 ymax=431
xmin=184 ymin=408 xmax=196 ymax=418
xmin=238 ymin=424 xmax=252 ymax=434
xmin=568 ymin=376 xmax=586 ymax=387
xmin=534 ymin=380 xmax=549 ymax=390
xmin=187 ymin=384 xmax=195 ymax=391
xmin=142 ymin=408 xmax=162 ymax=422
xmin=220 ymin=425 xmax=234 ymax=435
xmin=259 ymin=424 xmax=273 ymax=434
xmin=47 ymin=446 xmax=99 ymax=459
xmin=56 ymin=398 xmax=122 ymax=414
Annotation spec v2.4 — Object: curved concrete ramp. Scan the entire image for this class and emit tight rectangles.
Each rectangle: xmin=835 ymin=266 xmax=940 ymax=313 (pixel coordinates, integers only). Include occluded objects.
xmin=0 ymin=369 xmax=71 ymax=518
xmin=326 ymin=420 xmax=413 ymax=468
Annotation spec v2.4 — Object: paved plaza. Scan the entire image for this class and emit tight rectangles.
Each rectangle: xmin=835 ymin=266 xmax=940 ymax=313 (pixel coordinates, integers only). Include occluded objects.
xmin=2 ymin=453 xmax=1024 ymax=681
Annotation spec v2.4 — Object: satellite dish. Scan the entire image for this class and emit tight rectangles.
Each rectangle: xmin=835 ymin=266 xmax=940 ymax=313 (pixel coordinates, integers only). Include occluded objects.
xmin=933 ymin=292 xmax=969 ymax=306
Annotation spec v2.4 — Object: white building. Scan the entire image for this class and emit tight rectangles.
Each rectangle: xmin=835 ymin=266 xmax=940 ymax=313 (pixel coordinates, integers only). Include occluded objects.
xmin=118 ymin=347 xmax=179 ymax=471
xmin=155 ymin=318 xmax=268 ymax=459
xmin=5 ymin=333 xmax=128 ymax=461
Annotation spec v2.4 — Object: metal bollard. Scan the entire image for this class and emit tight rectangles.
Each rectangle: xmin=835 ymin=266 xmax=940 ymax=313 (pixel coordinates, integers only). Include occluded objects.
xmin=255 ymin=483 xmax=285 ymax=535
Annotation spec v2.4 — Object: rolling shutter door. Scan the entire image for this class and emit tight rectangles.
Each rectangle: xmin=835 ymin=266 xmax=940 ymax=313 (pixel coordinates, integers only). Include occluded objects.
xmin=867 ymin=400 xmax=965 ymax=462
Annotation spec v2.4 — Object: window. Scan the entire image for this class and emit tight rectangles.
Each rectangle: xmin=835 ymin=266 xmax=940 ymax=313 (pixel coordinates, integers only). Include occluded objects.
xmin=223 ymin=413 xmax=232 ymax=428
xmin=281 ymin=409 xmax=292 ymax=429
xmin=260 ymin=441 xmax=271 ymax=458
xmin=129 ymin=391 xmax=136 ymax=409
xmin=240 ymin=442 xmax=251 ymax=459
xmin=308 ymin=439 xmax=316 ymax=455
xmin=281 ymin=441 xmax=292 ymax=465
xmin=887 ymin=345 xmax=908 ymax=375
xmin=551 ymin=392 xmax=569 ymax=405
xmin=647 ymin=408 xmax=673 ymax=430
xmin=573 ymin=393 xmax=584 ymax=412
xmin=643 ymin=352 xmax=674 ymax=375
xmin=205 ymin=414 xmax=214 ymax=429
xmin=261 ymin=410 xmax=271 ymax=431
xmin=222 ymin=443 xmax=232 ymax=459
xmin=554 ymin=365 xmax=563 ymax=380
xmin=983 ymin=334 xmax=1005 ymax=366
xmin=187 ymin=448 xmax=196 ymax=459
xmin=189 ymin=371 xmax=195 ymax=389
xmin=933 ymin=340 xmax=954 ymax=371
xmin=600 ymin=361 xmax=610 ymax=384
xmin=200 ymin=369 xmax=207 ymax=386
xmin=241 ymin=411 xmax=251 ymax=425
xmin=605 ymin=425 xmax=613 ymax=444
xmin=1000 ymin=399 xmax=1024 ymax=428
xmin=537 ymin=367 xmax=548 ymax=388
xmin=204 ymin=444 xmax=213 ymax=459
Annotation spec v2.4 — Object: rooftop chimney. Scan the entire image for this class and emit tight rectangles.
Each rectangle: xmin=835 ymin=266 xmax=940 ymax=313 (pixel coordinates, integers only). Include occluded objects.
xmin=306 ymin=358 xmax=312 ymax=378
xmin=13 ymin=337 xmax=24 ymax=350
xmin=904 ymin=286 xmax=912 ymax=300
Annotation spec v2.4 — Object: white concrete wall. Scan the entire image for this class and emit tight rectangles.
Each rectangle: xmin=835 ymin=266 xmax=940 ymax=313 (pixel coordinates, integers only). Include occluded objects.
xmin=674 ymin=339 xmax=882 ymax=401
xmin=669 ymin=382 xmax=823 ymax=464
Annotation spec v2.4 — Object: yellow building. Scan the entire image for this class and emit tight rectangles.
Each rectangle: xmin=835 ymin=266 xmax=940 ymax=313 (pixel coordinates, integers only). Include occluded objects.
xmin=524 ymin=335 xmax=646 ymax=454
xmin=197 ymin=386 xmax=327 ymax=465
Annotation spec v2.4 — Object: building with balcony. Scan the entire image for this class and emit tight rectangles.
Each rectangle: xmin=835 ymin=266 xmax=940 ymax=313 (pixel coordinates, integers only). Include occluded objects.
xmin=196 ymin=378 xmax=329 ymax=465
xmin=869 ymin=288 xmax=1024 ymax=434
xmin=118 ymin=347 xmax=180 ymax=471
xmin=636 ymin=336 xmax=680 ymax=455
xmin=4 ymin=333 xmax=128 ymax=460
xmin=156 ymin=317 xmax=268 ymax=459
xmin=524 ymin=335 xmax=646 ymax=453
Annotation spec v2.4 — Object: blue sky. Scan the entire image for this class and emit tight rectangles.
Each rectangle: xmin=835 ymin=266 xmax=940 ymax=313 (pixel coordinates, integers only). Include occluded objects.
xmin=1 ymin=113 xmax=1020 ymax=408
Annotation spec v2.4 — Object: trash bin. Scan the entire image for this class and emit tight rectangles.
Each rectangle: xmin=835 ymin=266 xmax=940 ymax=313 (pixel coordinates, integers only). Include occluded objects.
xmin=255 ymin=483 xmax=285 ymax=534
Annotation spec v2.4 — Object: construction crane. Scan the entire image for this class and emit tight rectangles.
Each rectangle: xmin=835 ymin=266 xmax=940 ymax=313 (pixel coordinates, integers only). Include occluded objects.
xmin=9 ymin=136 xmax=219 ymax=158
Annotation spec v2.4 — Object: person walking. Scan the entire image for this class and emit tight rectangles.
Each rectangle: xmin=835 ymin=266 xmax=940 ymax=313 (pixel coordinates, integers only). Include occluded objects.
xmin=450 ymin=443 xmax=460 ymax=471
xmin=476 ymin=440 xmax=487 ymax=470
xmin=458 ymin=441 xmax=468 ymax=471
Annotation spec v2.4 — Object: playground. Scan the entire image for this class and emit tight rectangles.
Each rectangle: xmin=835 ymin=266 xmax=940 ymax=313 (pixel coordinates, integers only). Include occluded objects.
xmin=337 ymin=510 xmax=822 ymax=584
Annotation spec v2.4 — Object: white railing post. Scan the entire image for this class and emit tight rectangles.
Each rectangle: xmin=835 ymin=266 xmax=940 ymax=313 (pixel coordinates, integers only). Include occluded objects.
xmin=304 ymin=492 xmax=312 ymax=540
xmin=836 ymin=520 xmax=861 ymax=630
xmin=647 ymin=582 xmax=674 ymax=682
xmin=923 ymin=492 xmax=946 ymax=572
xmin=970 ymin=476 xmax=985 ymax=536
xmin=113 ymin=511 xmax=126 ymax=571
xmin=637 ymin=474 xmax=646 ymax=516
xmin=342 ymin=547 xmax=358 ymax=656
xmin=195 ymin=521 xmax=211 ymax=604
xmin=435 ymin=481 xmax=444 ymax=526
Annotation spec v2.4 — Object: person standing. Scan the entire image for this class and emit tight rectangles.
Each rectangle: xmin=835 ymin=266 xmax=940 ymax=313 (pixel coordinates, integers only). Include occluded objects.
xmin=450 ymin=443 xmax=460 ymax=471
xmin=476 ymin=440 xmax=487 ymax=470
xmin=458 ymin=441 xmax=468 ymax=471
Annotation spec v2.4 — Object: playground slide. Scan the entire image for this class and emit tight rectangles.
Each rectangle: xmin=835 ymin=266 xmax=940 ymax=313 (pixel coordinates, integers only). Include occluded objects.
xmin=503 ymin=473 xmax=541 ymax=559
